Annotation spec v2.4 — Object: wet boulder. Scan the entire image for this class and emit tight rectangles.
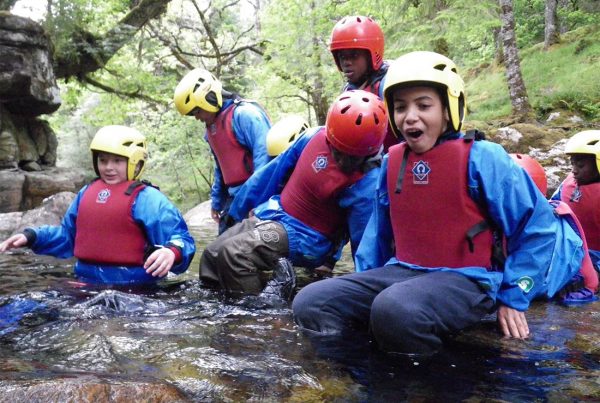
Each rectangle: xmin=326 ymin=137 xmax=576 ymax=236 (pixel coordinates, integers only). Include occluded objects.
xmin=0 ymin=375 xmax=192 ymax=402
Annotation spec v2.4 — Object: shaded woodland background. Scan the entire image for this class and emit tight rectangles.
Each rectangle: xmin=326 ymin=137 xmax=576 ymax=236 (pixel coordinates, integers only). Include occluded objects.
xmin=4 ymin=0 xmax=600 ymax=211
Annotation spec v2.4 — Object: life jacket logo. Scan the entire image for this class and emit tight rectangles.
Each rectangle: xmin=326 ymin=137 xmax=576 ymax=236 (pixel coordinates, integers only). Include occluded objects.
xmin=570 ymin=187 xmax=582 ymax=202
xmin=517 ymin=276 xmax=534 ymax=293
xmin=96 ymin=188 xmax=111 ymax=204
xmin=312 ymin=155 xmax=328 ymax=173
xmin=412 ymin=160 xmax=431 ymax=184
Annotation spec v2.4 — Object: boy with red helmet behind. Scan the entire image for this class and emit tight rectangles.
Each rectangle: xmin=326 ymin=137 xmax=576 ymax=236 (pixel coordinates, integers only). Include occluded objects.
xmin=199 ymin=90 xmax=386 ymax=300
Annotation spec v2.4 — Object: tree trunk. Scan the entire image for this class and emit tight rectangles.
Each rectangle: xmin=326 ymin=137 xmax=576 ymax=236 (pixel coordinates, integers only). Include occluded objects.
xmin=544 ymin=0 xmax=560 ymax=50
xmin=53 ymin=0 xmax=172 ymax=79
xmin=498 ymin=0 xmax=533 ymax=120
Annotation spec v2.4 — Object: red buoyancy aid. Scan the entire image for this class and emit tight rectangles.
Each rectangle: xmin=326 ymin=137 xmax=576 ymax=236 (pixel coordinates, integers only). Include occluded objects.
xmin=206 ymin=102 xmax=254 ymax=187
xmin=386 ymin=140 xmax=494 ymax=269
xmin=280 ymin=128 xmax=364 ymax=238
xmin=560 ymin=173 xmax=600 ymax=251
xmin=552 ymin=200 xmax=599 ymax=292
xmin=74 ymin=180 xmax=147 ymax=265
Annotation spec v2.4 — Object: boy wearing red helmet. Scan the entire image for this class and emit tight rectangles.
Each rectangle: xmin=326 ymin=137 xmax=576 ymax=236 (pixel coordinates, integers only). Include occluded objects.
xmin=330 ymin=15 xmax=397 ymax=151
xmin=199 ymin=90 xmax=387 ymax=299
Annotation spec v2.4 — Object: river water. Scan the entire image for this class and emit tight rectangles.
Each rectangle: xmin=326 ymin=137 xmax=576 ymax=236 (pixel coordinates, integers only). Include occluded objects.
xmin=0 ymin=228 xmax=598 ymax=401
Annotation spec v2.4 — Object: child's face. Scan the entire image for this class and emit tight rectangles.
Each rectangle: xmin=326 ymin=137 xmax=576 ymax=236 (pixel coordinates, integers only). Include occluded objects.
xmin=570 ymin=154 xmax=600 ymax=186
xmin=191 ymin=107 xmax=217 ymax=126
xmin=336 ymin=49 xmax=371 ymax=85
xmin=392 ymin=86 xmax=449 ymax=154
xmin=97 ymin=152 xmax=128 ymax=184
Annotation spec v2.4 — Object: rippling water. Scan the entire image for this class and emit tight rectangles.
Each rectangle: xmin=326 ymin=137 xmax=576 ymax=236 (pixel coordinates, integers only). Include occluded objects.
xmin=0 ymin=229 xmax=598 ymax=401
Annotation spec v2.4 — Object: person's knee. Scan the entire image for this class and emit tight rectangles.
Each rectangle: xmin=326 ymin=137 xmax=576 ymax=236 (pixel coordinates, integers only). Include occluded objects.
xmin=292 ymin=284 xmax=317 ymax=325
xmin=370 ymin=288 xmax=437 ymax=353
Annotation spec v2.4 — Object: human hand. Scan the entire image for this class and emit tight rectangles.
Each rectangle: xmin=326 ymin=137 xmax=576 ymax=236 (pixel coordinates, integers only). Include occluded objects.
xmin=144 ymin=247 xmax=175 ymax=277
xmin=497 ymin=304 xmax=529 ymax=339
xmin=211 ymin=208 xmax=221 ymax=224
xmin=0 ymin=234 xmax=28 ymax=253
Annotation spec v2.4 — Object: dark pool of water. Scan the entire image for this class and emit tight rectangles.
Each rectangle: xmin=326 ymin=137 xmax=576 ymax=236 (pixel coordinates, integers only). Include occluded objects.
xmin=0 ymin=230 xmax=598 ymax=401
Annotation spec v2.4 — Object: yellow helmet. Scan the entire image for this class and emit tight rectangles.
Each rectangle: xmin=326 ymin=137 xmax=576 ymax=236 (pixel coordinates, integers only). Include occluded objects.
xmin=174 ymin=68 xmax=223 ymax=115
xmin=383 ymin=51 xmax=466 ymax=135
xmin=266 ymin=115 xmax=309 ymax=156
xmin=565 ymin=130 xmax=600 ymax=174
xmin=90 ymin=125 xmax=148 ymax=181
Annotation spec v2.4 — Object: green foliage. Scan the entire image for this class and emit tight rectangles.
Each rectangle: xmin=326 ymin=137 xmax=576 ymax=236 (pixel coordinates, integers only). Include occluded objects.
xmin=467 ymin=25 xmax=600 ymax=122
xmin=44 ymin=0 xmax=600 ymax=211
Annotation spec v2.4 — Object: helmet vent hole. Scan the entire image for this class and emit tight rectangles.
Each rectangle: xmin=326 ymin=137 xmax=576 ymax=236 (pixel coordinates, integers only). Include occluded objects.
xmin=362 ymin=97 xmax=370 ymax=102
xmin=373 ymin=113 xmax=379 ymax=125
xmin=356 ymin=16 xmax=362 ymax=22
xmin=290 ymin=134 xmax=296 ymax=142
xmin=185 ymin=95 xmax=190 ymax=103
xmin=123 ymin=141 xmax=132 ymax=147
xmin=355 ymin=113 xmax=363 ymax=125
xmin=434 ymin=64 xmax=446 ymax=71
xmin=588 ymin=140 xmax=598 ymax=146
xmin=341 ymin=105 xmax=351 ymax=114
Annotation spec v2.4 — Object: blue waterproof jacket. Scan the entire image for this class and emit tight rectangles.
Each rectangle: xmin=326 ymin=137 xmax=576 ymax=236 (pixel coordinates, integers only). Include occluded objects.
xmin=29 ymin=184 xmax=196 ymax=284
xmin=356 ymin=134 xmax=585 ymax=311
xmin=229 ymin=127 xmax=380 ymax=268
xmin=206 ymin=98 xmax=271 ymax=212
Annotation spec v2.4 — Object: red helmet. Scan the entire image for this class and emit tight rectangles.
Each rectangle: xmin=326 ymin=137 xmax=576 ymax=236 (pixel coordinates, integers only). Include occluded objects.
xmin=329 ymin=16 xmax=385 ymax=71
xmin=326 ymin=90 xmax=387 ymax=157
xmin=510 ymin=153 xmax=548 ymax=195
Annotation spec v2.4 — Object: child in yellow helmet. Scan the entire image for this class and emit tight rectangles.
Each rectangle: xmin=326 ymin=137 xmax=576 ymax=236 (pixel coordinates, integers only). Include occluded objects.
xmin=0 ymin=125 xmax=196 ymax=285
xmin=294 ymin=51 xmax=589 ymax=355
xmin=551 ymin=130 xmax=600 ymax=302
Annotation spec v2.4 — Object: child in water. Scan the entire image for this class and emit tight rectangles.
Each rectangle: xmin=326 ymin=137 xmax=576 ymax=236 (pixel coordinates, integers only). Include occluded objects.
xmin=0 ymin=125 xmax=196 ymax=285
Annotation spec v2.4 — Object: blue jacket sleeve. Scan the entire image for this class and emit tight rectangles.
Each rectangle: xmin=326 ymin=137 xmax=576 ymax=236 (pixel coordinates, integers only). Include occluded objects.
xmin=133 ymin=187 xmax=196 ymax=275
xmin=338 ymin=166 xmax=381 ymax=258
xmin=233 ymin=102 xmax=272 ymax=172
xmin=355 ymin=156 xmax=394 ymax=272
xmin=31 ymin=187 xmax=86 ymax=258
xmin=469 ymin=141 xmax=561 ymax=311
xmin=228 ymin=129 xmax=316 ymax=221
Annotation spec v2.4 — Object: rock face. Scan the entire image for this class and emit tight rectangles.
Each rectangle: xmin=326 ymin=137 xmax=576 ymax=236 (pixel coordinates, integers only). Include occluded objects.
xmin=0 ymin=191 xmax=75 ymax=238
xmin=0 ymin=12 xmax=61 ymax=116
xmin=0 ymin=166 xmax=87 ymax=213
xmin=0 ymin=12 xmax=86 ymax=213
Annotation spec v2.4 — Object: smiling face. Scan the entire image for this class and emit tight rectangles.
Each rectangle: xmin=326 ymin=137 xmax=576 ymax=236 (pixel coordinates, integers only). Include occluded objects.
xmin=336 ymin=49 xmax=371 ymax=85
xmin=391 ymin=86 xmax=449 ymax=154
xmin=97 ymin=152 xmax=128 ymax=185
xmin=570 ymin=154 xmax=600 ymax=186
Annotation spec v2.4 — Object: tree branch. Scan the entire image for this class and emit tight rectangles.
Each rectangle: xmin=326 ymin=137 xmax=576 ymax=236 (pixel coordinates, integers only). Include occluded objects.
xmin=54 ymin=0 xmax=173 ymax=79
xmin=81 ymin=75 xmax=163 ymax=104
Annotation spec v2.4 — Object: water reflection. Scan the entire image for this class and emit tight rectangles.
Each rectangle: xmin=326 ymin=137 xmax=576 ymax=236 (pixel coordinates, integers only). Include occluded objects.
xmin=0 ymin=230 xmax=598 ymax=401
